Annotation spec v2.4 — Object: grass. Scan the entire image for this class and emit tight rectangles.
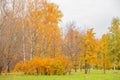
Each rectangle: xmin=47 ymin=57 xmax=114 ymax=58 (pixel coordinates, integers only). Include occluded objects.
xmin=0 ymin=70 xmax=120 ymax=80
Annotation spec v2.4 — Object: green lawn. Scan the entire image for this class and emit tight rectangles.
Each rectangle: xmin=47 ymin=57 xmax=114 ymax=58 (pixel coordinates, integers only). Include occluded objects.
xmin=0 ymin=70 xmax=120 ymax=80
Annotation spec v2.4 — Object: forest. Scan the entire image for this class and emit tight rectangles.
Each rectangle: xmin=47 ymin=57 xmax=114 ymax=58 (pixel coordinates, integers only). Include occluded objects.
xmin=0 ymin=0 xmax=120 ymax=78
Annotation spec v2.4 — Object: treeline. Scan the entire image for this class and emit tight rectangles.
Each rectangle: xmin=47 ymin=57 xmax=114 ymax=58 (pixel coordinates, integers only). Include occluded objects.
xmin=0 ymin=0 xmax=120 ymax=75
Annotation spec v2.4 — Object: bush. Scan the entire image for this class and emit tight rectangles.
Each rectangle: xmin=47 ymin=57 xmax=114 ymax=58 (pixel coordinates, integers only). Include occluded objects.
xmin=14 ymin=57 xmax=71 ymax=75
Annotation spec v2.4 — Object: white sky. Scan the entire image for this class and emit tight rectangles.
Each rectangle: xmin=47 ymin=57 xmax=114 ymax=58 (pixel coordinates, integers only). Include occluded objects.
xmin=50 ymin=0 xmax=120 ymax=38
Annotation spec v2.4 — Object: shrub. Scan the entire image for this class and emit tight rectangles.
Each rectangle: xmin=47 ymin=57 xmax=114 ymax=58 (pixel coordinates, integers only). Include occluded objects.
xmin=14 ymin=56 xmax=71 ymax=75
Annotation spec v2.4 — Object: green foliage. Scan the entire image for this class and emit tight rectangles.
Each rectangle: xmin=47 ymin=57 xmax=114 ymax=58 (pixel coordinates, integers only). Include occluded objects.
xmin=108 ymin=18 xmax=120 ymax=66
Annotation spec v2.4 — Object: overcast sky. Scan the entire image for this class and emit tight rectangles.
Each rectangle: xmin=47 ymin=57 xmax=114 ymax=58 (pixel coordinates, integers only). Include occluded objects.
xmin=50 ymin=0 xmax=120 ymax=38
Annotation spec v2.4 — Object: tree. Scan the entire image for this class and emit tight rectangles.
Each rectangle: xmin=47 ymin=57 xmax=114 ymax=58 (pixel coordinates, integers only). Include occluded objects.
xmin=108 ymin=18 xmax=120 ymax=70
xmin=100 ymin=34 xmax=108 ymax=74
xmin=0 ymin=15 xmax=22 ymax=73
xmin=0 ymin=0 xmax=29 ymax=73
xmin=27 ymin=0 xmax=62 ymax=58
xmin=63 ymin=22 xmax=82 ymax=72
xmin=83 ymin=28 xmax=98 ymax=74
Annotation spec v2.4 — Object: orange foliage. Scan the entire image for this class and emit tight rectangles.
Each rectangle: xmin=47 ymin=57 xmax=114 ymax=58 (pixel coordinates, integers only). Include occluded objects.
xmin=26 ymin=0 xmax=62 ymax=58
xmin=83 ymin=28 xmax=99 ymax=65
xmin=14 ymin=56 xmax=71 ymax=75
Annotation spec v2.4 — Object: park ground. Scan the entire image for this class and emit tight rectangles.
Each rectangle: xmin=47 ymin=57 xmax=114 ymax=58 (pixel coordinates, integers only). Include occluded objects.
xmin=0 ymin=70 xmax=120 ymax=80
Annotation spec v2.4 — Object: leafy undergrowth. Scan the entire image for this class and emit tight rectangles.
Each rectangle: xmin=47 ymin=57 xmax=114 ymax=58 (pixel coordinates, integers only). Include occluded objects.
xmin=0 ymin=70 xmax=120 ymax=80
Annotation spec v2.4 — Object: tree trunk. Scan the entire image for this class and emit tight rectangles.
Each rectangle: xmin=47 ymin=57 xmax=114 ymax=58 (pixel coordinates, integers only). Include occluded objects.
xmin=91 ymin=65 xmax=94 ymax=70
xmin=88 ymin=65 xmax=90 ymax=73
xmin=22 ymin=22 xmax=26 ymax=62
xmin=7 ymin=65 xmax=10 ymax=73
xmin=114 ymin=64 xmax=116 ymax=71
xmin=30 ymin=33 xmax=33 ymax=60
xmin=0 ymin=66 xmax=2 ymax=75
xmin=5 ymin=63 xmax=10 ymax=75
xmin=103 ymin=62 xmax=106 ymax=74
xmin=67 ymin=67 xmax=71 ymax=75
xmin=79 ymin=63 xmax=82 ymax=71
xmin=84 ymin=60 xmax=87 ymax=74
xmin=21 ymin=0 xmax=26 ymax=62
xmin=74 ymin=65 xmax=77 ymax=72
